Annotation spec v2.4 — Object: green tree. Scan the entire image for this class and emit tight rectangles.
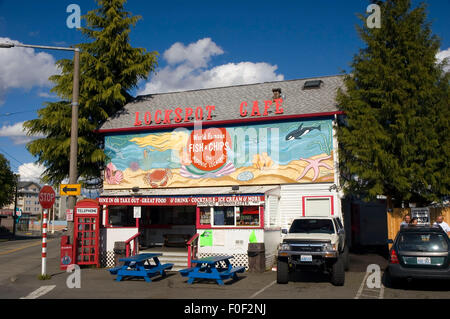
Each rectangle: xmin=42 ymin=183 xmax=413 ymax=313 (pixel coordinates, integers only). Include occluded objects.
xmin=24 ymin=0 xmax=158 ymax=188
xmin=0 ymin=154 xmax=17 ymax=208
xmin=337 ymin=0 xmax=450 ymax=206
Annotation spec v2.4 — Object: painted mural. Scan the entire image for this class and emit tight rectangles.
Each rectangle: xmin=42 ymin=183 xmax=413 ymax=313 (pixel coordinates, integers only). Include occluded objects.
xmin=104 ymin=119 xmax=335 ymax=189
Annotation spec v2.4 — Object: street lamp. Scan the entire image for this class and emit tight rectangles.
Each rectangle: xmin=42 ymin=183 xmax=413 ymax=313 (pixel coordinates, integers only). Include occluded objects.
xmin=0 ymin=41 xmax=79 ymax=244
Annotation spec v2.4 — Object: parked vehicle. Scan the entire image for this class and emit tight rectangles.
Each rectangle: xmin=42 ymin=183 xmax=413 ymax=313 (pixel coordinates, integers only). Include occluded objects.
xmin=277 ymin=217 xmax=349 ymax=286
xmin=387 ymin=227 xmax=450 ymax=286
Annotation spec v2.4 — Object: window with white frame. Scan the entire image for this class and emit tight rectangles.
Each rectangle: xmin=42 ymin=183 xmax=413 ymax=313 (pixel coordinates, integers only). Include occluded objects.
xmin=304 ymin=197 xmax=332 ymax=217
xmin=200 ymin=206 xmax=261 ymax=227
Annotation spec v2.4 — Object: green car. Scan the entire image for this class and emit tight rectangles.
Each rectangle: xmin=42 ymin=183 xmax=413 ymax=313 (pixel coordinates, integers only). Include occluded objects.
xmin=387 ymin=226 xmax=450 ymax=286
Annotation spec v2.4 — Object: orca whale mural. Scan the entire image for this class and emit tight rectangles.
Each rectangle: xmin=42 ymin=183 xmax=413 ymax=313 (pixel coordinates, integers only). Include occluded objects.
xmin=285 ymin=123 xmax=321 ymax=141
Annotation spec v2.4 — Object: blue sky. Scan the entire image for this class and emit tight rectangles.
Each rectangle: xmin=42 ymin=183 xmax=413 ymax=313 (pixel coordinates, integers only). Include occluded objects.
xmin=0 ymin=0 xmax=449 ymax=183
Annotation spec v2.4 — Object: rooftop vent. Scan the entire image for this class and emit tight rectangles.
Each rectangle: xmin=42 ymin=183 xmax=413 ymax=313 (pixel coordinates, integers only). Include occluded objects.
xmin=303 ymin=80 xmax=323 ymax=90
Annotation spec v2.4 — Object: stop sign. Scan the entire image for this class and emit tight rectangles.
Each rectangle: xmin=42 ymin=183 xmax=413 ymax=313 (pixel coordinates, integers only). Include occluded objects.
xmin=39 ymin=186 xmax=56 ymax=209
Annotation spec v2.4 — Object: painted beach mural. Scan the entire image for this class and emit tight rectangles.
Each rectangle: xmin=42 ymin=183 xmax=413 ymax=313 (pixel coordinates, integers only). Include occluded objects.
xmin=103 ymin=119 xmax=335 ymax=189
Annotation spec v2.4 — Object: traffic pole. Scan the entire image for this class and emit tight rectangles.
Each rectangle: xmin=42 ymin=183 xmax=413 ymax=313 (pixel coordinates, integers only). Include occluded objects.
xmin=42 ymin=208 xmax=48 ymax=276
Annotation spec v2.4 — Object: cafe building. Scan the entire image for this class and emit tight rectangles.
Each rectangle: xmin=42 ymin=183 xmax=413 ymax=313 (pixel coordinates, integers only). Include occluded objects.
xmin=96 ymin=75 xmax=345 ymax=270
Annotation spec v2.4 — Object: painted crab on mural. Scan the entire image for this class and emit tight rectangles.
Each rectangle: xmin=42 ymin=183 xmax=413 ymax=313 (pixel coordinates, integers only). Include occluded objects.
xmin=143 ymin=169 xmax=172 ymax=188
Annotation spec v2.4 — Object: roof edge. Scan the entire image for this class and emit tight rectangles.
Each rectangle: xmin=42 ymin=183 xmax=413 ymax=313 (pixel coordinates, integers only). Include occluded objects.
xmin=133 ymin=74 xmax=346 ymax=100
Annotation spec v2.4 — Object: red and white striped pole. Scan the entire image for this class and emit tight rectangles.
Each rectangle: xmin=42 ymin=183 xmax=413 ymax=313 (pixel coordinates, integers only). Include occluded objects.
xmin=42 ymin=208 xmax=48 ymax=276
xmin=38 ymin=185 xmax=55 ymax=277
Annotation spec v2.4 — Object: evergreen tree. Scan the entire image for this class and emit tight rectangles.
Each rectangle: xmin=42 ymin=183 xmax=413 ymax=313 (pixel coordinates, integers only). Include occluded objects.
xmin=0 ymin=154 xmax=17 ymax=208
xmin=24 ymin=0 xmax=158 ymax=188
xmin=337 ymin=0 xmax=449 ymax=206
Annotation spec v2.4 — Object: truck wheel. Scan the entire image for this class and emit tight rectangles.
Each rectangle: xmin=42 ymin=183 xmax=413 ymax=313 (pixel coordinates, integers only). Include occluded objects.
xmin=330 ymin=258 xmax=345 ymax=286
xmin=343 ymin=246 xmax=349 ymax=271
xmin=277 ymin=259 xmax=289 ymax=284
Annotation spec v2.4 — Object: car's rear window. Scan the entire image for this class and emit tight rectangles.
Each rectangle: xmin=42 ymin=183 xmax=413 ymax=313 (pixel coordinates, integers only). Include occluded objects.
xmin=398 ymin=233 xmax=449 ymax=252
xmin=289 ymin=219 xmax=334 ymax=234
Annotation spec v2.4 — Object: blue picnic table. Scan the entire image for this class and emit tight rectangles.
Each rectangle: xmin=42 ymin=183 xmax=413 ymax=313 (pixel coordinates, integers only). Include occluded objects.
xmin=179 ymin=256 xmax=245 ymax=285
xmin=108 ymin=253 xmax=173 ymax=283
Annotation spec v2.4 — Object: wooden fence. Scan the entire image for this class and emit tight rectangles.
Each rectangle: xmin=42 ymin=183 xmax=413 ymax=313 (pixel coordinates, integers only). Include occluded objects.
xmin=387 ymin=206 xmax=450 ymax=243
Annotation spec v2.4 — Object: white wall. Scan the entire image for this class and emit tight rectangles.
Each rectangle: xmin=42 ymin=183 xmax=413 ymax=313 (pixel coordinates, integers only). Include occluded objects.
xmin=265 ymin=195 xmax=280 ymax=229
xmin=198 ymin=228 xmax=264 ymax=255
xmin=264 ymin=229 xmax=281 ymax=270
xmin=278 ymin=184 xmax=341 ymax=229
xmin=101 ymin=227 xmax=139 ymax=252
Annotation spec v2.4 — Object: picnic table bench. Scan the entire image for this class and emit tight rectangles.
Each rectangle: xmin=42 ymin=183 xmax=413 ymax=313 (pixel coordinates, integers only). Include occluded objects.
xmin=179 ymin=256 xmax=245 ymax=285
xmin=108 ymin=253 xmax=173 ymax=283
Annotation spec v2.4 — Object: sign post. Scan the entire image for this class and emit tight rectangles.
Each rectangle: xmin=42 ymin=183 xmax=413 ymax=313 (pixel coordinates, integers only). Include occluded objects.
xmin=39 ymin=185 xmax=56 ymax=276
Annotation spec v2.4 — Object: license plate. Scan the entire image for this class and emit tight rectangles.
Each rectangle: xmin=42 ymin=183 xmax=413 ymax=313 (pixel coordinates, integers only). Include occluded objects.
xmin=301 ymin=255 xmax=313 ymax=262
xmin=417 ymin=257 xmax=431 ymax=265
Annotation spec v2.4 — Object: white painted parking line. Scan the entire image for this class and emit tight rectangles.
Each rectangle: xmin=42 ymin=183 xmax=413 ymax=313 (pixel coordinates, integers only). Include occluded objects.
xmin=354 ymin=271 xmax=384 ymax=299
xmin=250 ymin=280 xmax=276 ymax=299
xmin=379 ymin=282 xmax=385 ymax=299
xmin=354 ymin=272 xmax=370 ymax=299
xmin=20 ymin=285 xmax=56 ymax=299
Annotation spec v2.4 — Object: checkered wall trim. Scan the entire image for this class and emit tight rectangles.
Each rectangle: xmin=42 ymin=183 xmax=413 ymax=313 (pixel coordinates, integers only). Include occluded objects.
xmin=101 ymin=251 xmax=115 ymax=268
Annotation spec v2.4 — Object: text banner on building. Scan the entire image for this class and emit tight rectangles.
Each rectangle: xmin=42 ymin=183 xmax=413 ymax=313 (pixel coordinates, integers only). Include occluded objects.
xmin=98 ymin=195 xmax=265 ymax=206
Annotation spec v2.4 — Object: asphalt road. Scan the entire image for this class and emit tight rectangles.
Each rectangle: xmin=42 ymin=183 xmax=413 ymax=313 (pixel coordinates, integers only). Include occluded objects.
xmin=0 ymin=237 xmax=449 ymax=300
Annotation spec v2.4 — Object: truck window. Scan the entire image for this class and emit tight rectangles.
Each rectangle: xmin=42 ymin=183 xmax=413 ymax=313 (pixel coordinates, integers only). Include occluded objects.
xmin=289 ymin=219 xmax=334 ymax=234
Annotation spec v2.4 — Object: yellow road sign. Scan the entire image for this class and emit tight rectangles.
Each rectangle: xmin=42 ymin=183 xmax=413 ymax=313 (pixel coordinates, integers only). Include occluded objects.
xmin=60 ymin=184 xmax=81 ymax=196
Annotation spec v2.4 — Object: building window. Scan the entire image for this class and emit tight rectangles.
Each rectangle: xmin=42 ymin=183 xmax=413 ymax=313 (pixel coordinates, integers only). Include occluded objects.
xmin=200 ymin=206 xmax=261 ymax=228
xmin=199 ymin=207 xmax=211 ymax=225
xmin=236 ymin=206 xmax=260 ymax=226
xmin=138 ymin=206 xmax=195 ymax=226
xmin=213 ymin=206 xmax=235 ymax=226
xmin=107 ymin=206 xmax=135 ymax=227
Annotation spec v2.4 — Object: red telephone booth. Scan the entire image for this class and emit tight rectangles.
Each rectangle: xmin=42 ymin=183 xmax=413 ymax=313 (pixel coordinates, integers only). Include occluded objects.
xmin=73 ymin=199 xmax=100 ymax=267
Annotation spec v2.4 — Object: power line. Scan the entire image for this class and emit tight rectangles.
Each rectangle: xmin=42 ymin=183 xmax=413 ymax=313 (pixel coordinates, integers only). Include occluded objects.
xmin=0 ymin=146 xmax=24 ymax=166
xmin=0 ymin=110 xmax=39 ymax=117
xmin=0 ymin=146 xmax=43 ymax=178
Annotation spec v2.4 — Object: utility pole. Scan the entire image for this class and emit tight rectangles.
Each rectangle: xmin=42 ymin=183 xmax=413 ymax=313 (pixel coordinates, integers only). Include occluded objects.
xmin=67 ymin=48 xmax=80 ymax=244
xmin=0 ymin=41 xmax=80 ymax=244
xmin=12 ymin=174 xmax=19 ymax=240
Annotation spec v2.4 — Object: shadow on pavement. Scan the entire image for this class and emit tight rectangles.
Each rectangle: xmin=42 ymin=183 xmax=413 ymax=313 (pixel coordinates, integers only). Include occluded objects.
xmin=179 ymin=275 xmax=247 ymax=286
xmin=108 ymin=272 xmax=179 ymax=283
xmin=382 ymin=270 xmax=450 ymax=292
xmin=289 ymin=270 xmax=330 ymax=283
xmin=0 ymin=231 xmax=64 ymax=241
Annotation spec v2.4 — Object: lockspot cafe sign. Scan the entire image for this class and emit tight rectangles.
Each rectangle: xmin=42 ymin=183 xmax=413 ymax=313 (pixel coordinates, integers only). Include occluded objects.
xmin=133 ymin=99 xmax=285 ymax=126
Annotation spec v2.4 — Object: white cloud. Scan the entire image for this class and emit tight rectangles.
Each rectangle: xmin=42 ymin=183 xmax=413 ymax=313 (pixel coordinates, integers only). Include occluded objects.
xmin=139 ymin=38 xmax=284 ymax=95
xmin=0 ymin=121 xmax=44 ymax=144
xmin=38 ymin=91 xmax=57 ymax=99
xmin=436 ymin=48 xmax=450 ymax=72
xmin=17 ymin=162 xmax=45 ymax=183
xmin=0 ymin=37 xmax=59 ymax=104
xmin=163 ymin=38 xmax=224 ymax=68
